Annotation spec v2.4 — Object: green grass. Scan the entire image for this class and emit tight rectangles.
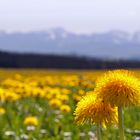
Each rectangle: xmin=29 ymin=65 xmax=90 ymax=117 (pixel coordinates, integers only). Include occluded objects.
xmin=0 ymin=97 xmax=139 ymax=140
xmin=0 ymin=69 xmax=139 ymax=140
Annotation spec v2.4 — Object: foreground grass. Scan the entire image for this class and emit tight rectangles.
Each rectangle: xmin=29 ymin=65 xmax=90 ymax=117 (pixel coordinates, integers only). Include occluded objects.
xmin=0 ymin=69 xmax=139 ymax=140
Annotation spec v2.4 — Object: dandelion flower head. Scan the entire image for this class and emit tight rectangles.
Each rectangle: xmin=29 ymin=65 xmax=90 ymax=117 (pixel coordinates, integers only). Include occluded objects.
xmin=0 ymin=107 xmax=6 ymax=115
xmin=60 ymin=104 xmax=71 ymax=113
xmin=74 ymin=93 xmax=118 ymax=126
xmin=24 ymin=116 xmax=38 ymax=126
xmin=95 ymin=70 xmax=140 ymax=107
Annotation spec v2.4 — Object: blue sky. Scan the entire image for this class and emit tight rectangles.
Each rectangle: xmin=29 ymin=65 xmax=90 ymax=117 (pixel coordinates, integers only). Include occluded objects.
xmin=0 ymin=0 xmax=140 ymax=34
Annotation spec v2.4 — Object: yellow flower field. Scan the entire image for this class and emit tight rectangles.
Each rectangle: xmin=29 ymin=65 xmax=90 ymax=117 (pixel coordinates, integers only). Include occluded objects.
xmin=0 ymin=69 xmax=139 ymax=140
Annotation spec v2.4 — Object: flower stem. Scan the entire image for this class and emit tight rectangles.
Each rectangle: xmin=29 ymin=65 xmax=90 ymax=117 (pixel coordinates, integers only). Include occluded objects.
xmin=118 ymin=106 xmax=125 ymax=140
xmin=96 ymin=124 xmax=102 ymax=140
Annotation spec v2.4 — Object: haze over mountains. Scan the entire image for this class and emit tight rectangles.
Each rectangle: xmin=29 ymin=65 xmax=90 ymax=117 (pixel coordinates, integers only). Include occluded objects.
xmin=0 ymin=28 xmax=140 ymax=60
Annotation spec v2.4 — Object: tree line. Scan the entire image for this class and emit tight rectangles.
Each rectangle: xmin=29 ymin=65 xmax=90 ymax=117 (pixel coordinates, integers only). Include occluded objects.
xmin=0 ymin=51 xmax=140 ymax=69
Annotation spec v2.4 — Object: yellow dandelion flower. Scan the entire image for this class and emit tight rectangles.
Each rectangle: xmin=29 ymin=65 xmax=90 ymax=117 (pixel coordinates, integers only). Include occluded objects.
xmin=24 ymin=116 xmax=38 ymax=126
xmin=73 ymin=95 xmax=82 ymax=102
xmin=5 ymin=92 xmax=20 ymax=102
xmin=74 ymin=94 xmax=118 ymax=126
xmin=95 ymin=70 xmax=140 ymax=107
xmin=59 ymin=94 xmax=69 ymax=102
xmin=86 ymin=90 xmax=94 ymax=96
xmin=78 ymin=89 xmax=85 ymax=95
xmin=0 ymin=88 xmax=5 ymax=102
xmin=49 ymin=99 xmax=62 ymax=108
xmin=0 ymin=107 xmax=6 ymax=115
xmin=61 ymin=88 xmax=71 ymax=95
xmin=60 ymin=105 xmax=71 ymax=113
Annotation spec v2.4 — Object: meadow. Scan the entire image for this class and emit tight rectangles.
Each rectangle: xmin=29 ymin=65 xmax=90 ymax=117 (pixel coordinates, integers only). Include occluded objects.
xmin=0 ymin=69 xmax=139 ymax=140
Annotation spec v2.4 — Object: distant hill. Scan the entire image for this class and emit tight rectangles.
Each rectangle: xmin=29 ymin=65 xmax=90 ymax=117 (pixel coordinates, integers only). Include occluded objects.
xmin=0 ymin=28 xmax=140 ymax=59
xmin=0 ymin=51 xmax=140 ymax=69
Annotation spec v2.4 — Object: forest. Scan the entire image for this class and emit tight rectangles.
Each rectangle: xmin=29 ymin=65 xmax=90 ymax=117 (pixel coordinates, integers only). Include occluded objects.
xmin=0 ymin=51 xmax=140 ymax=69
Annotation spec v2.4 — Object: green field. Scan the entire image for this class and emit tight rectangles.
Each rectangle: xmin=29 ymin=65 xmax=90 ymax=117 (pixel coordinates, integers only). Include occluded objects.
xmin=0 ymin=69 xmax=139 ymax=140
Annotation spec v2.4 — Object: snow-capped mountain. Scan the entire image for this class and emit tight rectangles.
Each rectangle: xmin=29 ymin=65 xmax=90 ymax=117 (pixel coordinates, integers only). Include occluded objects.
xmin=0 ymin=27 xmax=140 ymax=59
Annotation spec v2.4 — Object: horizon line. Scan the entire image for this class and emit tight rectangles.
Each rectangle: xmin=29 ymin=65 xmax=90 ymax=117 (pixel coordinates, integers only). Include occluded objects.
xmin=0 ymin=27 xmax=139 ymax=35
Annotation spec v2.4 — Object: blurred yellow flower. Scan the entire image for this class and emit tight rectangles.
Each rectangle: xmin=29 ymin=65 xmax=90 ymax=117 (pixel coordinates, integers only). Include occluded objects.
xmin=59 ymin=94 xmax=69 ymax=102
xmin=95 ymin=70 xmax=140 ymax=107
xmin=78 ymin=89 xmax=85 ymax=95
xmin=5 ymin=92 xmax=20 ymax=102
xmin=73 ymin=95 xmax=82 ymax=102
xmin=49 ymin=99 xmax=62 ymax=108
xmin=0 ymin=107 xmax=6 ymax=115
xmin=24 ymin=116 xmax=38 ymax=126
xmin=60 ymin=105 xmax=71 ymax=113
xmin=74 ymin=94 xmax=118 ymax=126
xmin=61 ymin=88 xmax=71 ymax=95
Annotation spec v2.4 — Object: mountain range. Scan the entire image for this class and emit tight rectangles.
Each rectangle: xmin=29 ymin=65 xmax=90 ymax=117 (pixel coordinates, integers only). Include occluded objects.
xmin=0 ymin=27 xmax=140 ymax=59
